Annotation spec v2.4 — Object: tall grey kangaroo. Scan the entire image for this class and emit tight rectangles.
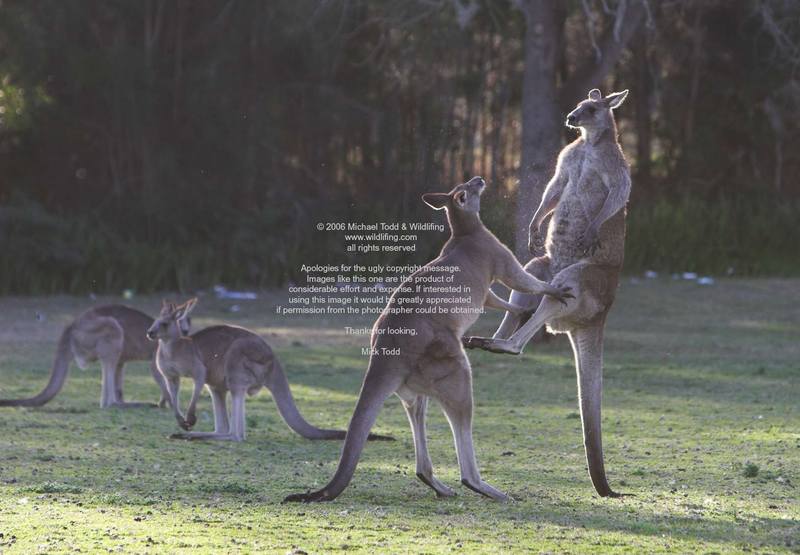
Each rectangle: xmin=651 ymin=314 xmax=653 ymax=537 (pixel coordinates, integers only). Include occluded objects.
xmin=464 ymin=89 xmax=632 ymax=498
xmin=147 ymin=299 xmax=393 ymax=442
xmin=0 ymin=305 xmax=172 ymax=409
xmin=284 ymin=177 xmax=572 ymax=503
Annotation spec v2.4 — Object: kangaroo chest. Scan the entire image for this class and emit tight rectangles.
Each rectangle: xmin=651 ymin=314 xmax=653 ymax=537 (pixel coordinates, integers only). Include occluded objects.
xmin=157 ymin=351 xmax=193 ymax=379
xmin=157 ymin=340 xmax=201 ymax=379
xmin=547 ymin=150 xmax=609 ymax=270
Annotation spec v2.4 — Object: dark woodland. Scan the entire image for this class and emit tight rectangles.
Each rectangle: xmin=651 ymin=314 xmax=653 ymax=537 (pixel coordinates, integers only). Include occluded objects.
xmin=1 ymin=0 xmax=799 ymax=294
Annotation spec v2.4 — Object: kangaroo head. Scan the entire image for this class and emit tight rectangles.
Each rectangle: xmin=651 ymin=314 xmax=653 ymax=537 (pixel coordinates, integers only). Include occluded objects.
xmin=422 ymin=176 xmax=486 ymax=215
xmin=146 ymin=298 xmax=197 ymax=341
xmin=566 ymin=89 xmax=628 ymax=134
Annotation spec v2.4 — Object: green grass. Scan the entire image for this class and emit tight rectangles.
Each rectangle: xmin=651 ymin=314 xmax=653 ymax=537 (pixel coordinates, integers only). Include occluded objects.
xmin=0 ymin=279 xmax=798 ymax=553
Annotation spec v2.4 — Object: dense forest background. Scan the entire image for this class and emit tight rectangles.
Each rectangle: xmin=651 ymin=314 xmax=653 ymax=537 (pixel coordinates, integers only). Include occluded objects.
xmin=0 ymin=0 xmax=798 ymax=294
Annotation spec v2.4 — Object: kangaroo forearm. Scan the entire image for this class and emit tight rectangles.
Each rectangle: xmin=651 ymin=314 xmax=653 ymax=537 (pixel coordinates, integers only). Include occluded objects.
xmin=187 ymin=381 xmax=204 ymax=414
xmin=589 ymin=196 xmax=623 ymax=230
xmin=531 ymin=195 xmax=559 ymax=232
xmin=485 ymin=289 xmax=526 ymax=314
xmin=590 ymin=176 xmax=631 ymax=230
xmin=165 ymin=377 xmax=182 ymax=418
xmin=530 ymin=181 xmax=563 ymax=233
xmin=501 ymin=265 xmax=553 ymax=295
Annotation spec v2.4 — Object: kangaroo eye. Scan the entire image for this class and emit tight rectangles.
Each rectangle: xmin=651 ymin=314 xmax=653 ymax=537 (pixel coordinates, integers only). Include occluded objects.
xmin=160 ymin=322 xmax=168 ymax=329
xmin=586 ymin=106 xmax=596 ymax=115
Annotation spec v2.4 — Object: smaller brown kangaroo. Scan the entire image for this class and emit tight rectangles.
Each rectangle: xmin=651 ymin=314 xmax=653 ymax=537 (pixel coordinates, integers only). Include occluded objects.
xmin=147 ymin=299 xmax=393 ymax=442
xmin=284 ymin=177 xmax=572 ymax=503
xmin=0 ymin=305 xmax=171 ymax=409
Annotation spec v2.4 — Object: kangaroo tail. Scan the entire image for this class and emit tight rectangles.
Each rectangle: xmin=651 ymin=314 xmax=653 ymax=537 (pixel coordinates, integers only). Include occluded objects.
xmin=268 ymin=358 xmax=393 ymax=441
xmin=284 ymin=364 xmax=402 ymax=502
xmin=0 ymin=325 xmax=73 ymax=407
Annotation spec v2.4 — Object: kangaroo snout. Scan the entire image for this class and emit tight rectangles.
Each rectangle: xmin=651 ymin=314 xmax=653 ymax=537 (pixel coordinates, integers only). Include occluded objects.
xmin=146 ymin=330 xmax=157 ymax=340
xmin=566 ymin=114 xmax=577 ymax=126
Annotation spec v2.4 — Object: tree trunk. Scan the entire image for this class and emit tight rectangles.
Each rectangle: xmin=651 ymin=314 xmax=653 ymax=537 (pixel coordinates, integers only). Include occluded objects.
xmin=516 ymin=0 xmax=646 ymax=257
xmin=516 ymin=0 xmax=563 ymax=259
xmin=633 ymin=28 xmax=652 ymax=189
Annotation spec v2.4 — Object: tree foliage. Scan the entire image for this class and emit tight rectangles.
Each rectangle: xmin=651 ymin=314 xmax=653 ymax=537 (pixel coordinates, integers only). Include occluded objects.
xmin=0 ymin=0 xmax=798 ymax=294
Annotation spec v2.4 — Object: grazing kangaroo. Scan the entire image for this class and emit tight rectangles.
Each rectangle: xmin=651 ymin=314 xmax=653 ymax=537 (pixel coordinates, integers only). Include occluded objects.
xmin=284 ymin=177 xmax=572 ymax=503
xmin=147 ymin=299 xmax=392 ymax=442
xmin=0 ymin=305 xmax=172 ymax=409
xmin=464 ymin=89 xmax=632 ymax=498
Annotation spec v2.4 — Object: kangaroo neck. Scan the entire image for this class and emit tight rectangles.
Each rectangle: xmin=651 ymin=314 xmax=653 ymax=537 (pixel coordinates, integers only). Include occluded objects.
xmin=581 ymin=123 xmax=616 ymax=147
xmin=159 ymin=335 xmax=193 ymax=360
xmin=447 ymin=209 xmax=483 ymax=237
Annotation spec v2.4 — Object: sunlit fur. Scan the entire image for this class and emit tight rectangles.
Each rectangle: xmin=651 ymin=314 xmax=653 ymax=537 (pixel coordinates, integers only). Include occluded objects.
xmin=464 ymin=89 xmax=633 ymax=499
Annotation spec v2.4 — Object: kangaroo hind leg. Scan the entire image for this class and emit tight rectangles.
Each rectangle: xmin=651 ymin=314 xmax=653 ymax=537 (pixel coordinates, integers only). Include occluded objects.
xmin=465 ymin=264 xmax=581 ymax=355
xmin=109 ymin=360 xmax=158 ymax=408
xmin=401 ymin=393 xmax=455 ymax=498
xmin=99 ymin=354 xmax=121 ymax=409
xmin=434 ymin=354 xmax=509 ymax=501
xmin=492 ymin=256 xmax=552 ymax=341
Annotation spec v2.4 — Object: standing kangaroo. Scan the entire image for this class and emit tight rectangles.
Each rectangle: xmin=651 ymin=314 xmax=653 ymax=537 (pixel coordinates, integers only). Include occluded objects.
xmin=147 ymin=299 xmax=392 ymax=442
xmin=284 ymin=177 xmax=572 ymax=503
xmin=464 ymin=89 xmax=632 ymax=498
xmin=0 ymin=305 xmax=172 ymax=409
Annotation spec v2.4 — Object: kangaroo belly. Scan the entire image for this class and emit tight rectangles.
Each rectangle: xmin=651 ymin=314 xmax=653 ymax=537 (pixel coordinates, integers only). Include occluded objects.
xmin=546 ymin=199 xmax=592 ymax=272
xmin=546 ymin=190 xmax=626 ymax=272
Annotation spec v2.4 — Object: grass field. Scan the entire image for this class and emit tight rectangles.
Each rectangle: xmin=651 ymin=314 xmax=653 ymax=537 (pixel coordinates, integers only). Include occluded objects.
xmin=0 ymin=278 xmax=798 ymax=553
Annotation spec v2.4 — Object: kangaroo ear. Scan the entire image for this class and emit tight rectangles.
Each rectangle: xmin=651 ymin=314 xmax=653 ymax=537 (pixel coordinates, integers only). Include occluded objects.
xmin=588 ymin=89 xmax=602 ymax=101
xmin=178 ymin=297 xmax=199 ymax=319
xmin=422 ymin=193 xmax=450 ymax=210
xmin=186 ymin=297 xmax=199 ymax=315
xmin=605 ymin=89 xmax=629 ymax=109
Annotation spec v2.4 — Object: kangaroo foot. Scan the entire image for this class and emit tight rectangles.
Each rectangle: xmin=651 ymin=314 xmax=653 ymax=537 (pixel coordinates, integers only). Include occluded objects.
xmin=283 ymin=489 xmax=335 ymax=503
xmin=461 ymin=478 xmax=511 ymax=502
xmin=461 ymin=337 xmax=522 ymax=355
xmin=417 ymin=472 xmax=456 ymax=498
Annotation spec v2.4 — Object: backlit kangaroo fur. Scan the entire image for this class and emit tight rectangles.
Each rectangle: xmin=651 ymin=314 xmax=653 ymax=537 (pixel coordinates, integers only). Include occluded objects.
xmin=147 ymin=299 xmax=393 ymax=442
xmin=464 ymin=89 xmax=632 ymax=497
xmin=284 ymin=177 xmax=572 ymax=503
xmin=0 ymin=305 xmax=171 ymax=409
